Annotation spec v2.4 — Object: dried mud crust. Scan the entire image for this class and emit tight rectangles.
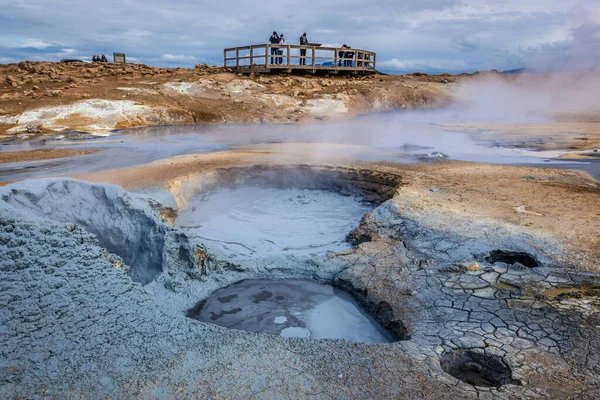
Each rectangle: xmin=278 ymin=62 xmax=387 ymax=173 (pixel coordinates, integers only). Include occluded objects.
xmin=0 ymin=148 xmax=99 ymax=163
xmin=1 ymin=173 xmax=600 ymax=398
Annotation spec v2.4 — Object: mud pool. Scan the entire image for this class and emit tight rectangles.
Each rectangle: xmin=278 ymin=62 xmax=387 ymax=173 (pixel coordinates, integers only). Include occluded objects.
xmin=187 ymin=279 xmax=393 ymax=343
xmin=176 ymin=187 xmax=371 ymax=259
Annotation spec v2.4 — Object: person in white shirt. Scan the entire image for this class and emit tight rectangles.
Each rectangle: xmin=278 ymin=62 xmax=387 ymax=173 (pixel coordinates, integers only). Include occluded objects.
xmin=278 ymin=34 xmax=286 ymax=64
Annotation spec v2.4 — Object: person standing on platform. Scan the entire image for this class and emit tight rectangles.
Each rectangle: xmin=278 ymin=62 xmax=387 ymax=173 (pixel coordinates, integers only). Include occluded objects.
xmin=269 ymin=31 xmax=280 ymax=64
xmin=278 ymin=34 xmax=286 ymax=65
xmin=299 ymin=33 xmax=308 ymax=65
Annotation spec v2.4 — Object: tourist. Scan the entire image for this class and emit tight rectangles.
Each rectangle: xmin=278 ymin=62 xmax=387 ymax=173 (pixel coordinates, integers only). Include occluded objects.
xmin=269 ymin=31 xmax=280 ymax=64
xmin=299 ymin=33 xmax=308 ymax=65
xmin=344 ymin=46 xmax=354 ymax=67
xmin=92 ymin=55 xmax=99 ymax=62
xmin=101 ymin=54 xmax=108 ymax=63
xmin=338 ymin=45 xmax=347 ymax=66
xmin=278 ymin=34 xmax=286 ymax=65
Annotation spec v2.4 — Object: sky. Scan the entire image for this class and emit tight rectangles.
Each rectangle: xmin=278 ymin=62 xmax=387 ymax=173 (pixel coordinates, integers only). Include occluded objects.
xmin=0 ymin=0 xmax=598 ymax=73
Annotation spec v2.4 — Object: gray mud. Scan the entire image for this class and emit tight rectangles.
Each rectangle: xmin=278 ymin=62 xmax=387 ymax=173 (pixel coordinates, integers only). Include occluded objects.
xmin=177 ymin=187 xmax=371 ymax=259
xmin=1 ymin=177 xmax=600 ymax=399
xmin=188 ymin=279 xmax=393 ymax=343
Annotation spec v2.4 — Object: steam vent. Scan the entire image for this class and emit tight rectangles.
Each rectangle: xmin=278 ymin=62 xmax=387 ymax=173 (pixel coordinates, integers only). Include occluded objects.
xmin=1 ymin=60 xmax=600 ymax=399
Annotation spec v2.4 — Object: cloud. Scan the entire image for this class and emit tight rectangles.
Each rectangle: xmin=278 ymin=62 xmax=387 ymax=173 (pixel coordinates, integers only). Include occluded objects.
xmin=0 ymin=37 xmax=61 ymax=50
xmin=452 ymin=36 xmax=481 ymax=53
xmin=160 ymin=54 xmax=197 ymax=63
xmin=0 ymin=56 xmax=18 ymax=63
xmin=0 ymin=1 xmax=597 ymax=72
xmin=379 ymin=58 xmax=470 ymax=73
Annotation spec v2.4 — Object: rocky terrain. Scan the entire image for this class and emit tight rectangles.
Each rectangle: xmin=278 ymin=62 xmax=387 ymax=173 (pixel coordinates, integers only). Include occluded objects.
xmin=1 ymin=157 xmax=599 ymax=398
xmin=0 ymin=61 xmax=452 ymax=140
xmin=1 ymin=61 xmax=600 ymax=399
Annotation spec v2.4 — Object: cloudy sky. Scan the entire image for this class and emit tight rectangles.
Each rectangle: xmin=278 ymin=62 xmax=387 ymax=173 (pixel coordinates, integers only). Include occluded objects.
xmin=0 ymin=0 xmax=598 ymax=73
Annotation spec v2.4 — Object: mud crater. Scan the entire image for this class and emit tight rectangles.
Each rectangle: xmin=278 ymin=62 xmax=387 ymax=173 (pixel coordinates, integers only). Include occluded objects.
xmin=485 ymin=250 xmax=541 ymax=268
xmin=169 ymin=166 xmax=405 ymax=342
xmin=440 ymin=349 xmax=521 ymax=388
xmin=171 ymin=165 xmax=401 ymax=260
xmin=187 ymin=279 xmax=395 ymax=343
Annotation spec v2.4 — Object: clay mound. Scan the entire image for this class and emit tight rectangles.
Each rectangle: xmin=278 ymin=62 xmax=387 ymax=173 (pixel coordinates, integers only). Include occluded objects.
xmin=1 ymin=178 xmax=167 ymax=284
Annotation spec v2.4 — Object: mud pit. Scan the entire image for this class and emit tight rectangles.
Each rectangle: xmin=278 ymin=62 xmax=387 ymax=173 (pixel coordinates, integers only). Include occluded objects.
xmin=173 ymin=166 xmax=387 ymax=261
xmin=178 ymin=188 xmax=370 ymax=259
xmin=188 ymin=279 xmax=393 ymax=343
xmin=1 ymin=163 xmax=600 ymax=398
xmin=440 ymin=349 xmax=520 ymax=388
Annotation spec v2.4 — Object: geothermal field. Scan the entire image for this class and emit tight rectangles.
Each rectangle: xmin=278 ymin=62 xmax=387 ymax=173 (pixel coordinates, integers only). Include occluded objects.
xmin=1 ymin=65 xmax=600 ymax=399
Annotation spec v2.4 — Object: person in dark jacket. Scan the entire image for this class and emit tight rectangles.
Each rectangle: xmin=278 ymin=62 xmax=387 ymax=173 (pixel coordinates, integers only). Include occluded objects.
xmin=338 ymin=44 xmax=347 ymax=66
xmin=101 ymin=54 xmax=108 ymax=62
xmin=269 ymin=31 xmax=280 ymax=64
xmin=299 ymin=33 xmax=308 ymax=65
xmin=344 ymin=46 xmax=353 ymax=67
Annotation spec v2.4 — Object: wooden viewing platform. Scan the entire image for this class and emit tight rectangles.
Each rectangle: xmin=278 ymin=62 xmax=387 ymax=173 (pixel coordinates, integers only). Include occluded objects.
xmin=224 ymin=44 xmax=376 ymax=74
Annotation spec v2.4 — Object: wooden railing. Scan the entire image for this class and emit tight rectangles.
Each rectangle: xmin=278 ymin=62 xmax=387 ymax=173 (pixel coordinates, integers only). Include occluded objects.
xmin=224 ymin=44 xmax=376 ymax=71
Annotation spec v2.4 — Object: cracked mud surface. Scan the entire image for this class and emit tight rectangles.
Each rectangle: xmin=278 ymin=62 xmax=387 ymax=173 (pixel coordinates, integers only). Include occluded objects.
xmin=1 ymin=158 xmax=600 ymax=398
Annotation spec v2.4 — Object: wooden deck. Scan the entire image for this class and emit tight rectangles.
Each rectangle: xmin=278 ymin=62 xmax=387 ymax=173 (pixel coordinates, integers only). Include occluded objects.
xmin=224 ymin=44 xmax=376 ymax=74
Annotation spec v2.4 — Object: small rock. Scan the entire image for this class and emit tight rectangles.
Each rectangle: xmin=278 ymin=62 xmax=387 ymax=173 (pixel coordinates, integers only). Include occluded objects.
xmin=164 ymin=277 xmax=185 ymax=293
xmin=44 ymin=90 xmax=63 ymax=97
xmin=32 ymin=85 xmax=40 ymax=91
xmin=465 ymin=262 xmax=481 ymax=271
xmin=26 ymin=124 xmax=42 ymax=133
xmin=514 ymin=205 xmax=542 ymax=216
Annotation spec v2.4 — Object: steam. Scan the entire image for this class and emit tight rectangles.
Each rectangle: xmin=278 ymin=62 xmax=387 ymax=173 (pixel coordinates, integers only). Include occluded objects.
xmin=454 ymin=72 xmax=600 ymax=121
xmin=525 ymin=3 xmax=600 ymax=73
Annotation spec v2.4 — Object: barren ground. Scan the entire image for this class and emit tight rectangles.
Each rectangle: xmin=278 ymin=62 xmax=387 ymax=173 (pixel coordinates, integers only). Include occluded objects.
xmin=0 ymin=61 xmax=453 ymax=141
xmin=2 ymin=64 xmax=600 ymax=399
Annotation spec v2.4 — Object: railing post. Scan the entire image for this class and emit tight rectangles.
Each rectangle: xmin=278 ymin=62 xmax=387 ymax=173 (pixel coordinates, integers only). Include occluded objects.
xmin=312 ymin=47 xmax=315 ymax=67
xmin=265 ymin=44 xmax=269 ymax=66
xmin=223 ymin=49 xmax=227 ymax=67
xmin=354 ymin=51 xmax=357 ymax=68
xmin=334 ymin=48 xmax=338 ymax=68
xmin=287 ymin=45 xmax=291 ymax=66
xmin=250 ymin=46 xmax=253 ymax=66
xmin=235 ymin=48 xmax=239 ymax=67
xmin=373 ymin=53 xmax=376 ymax=70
